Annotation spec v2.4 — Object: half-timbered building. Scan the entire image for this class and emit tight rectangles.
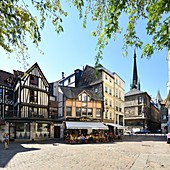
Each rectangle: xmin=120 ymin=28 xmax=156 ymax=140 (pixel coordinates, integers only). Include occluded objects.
xmin=0 ymin=70 xmax=14 ymax=141
xmin=4 ymin=63 xmax=53 ymax=141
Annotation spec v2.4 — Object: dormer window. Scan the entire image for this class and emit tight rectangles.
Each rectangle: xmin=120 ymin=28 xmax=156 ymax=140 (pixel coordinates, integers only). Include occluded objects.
xmin=82 ymin=94 xmax=87 ymax=102
xmin=79 ymin=92 xmax=90 ymax=102
xmin=138 ymin=96 xmax=142 ymax=104
xmin=94 ymin=88 xmax=98 ymax=93
xmin=30 ymin=75 xmax=38 ymax=86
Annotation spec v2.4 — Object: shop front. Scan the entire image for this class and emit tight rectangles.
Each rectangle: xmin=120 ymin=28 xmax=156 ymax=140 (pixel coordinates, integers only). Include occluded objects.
xmin=104 ymin=123 xmax=125 ymax=138
xmin=64 ymin=121 xmax=109 ymax=143
xmin=8 ymin=120 xmax=52 ymax=141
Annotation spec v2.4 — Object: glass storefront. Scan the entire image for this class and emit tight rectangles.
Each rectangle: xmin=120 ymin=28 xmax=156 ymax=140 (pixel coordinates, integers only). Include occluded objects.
xmin=9 ymin=122 xmax=30 ymax=139
xmin=36 ymin=123 xmax=50 ymax=139
xmin=16 ymin=123 xmax=30 ymax=139
xmin=9 ymin=122 xmax=51 ymax=140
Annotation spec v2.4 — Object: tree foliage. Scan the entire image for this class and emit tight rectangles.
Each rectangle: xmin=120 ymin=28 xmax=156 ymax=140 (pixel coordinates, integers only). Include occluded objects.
xmin=0 ymin=0 xmax=170 ymax=65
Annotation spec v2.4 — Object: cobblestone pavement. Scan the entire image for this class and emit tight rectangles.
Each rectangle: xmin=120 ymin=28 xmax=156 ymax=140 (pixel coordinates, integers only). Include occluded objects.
xmin=0 ymin=135 xmax=170 ymax=170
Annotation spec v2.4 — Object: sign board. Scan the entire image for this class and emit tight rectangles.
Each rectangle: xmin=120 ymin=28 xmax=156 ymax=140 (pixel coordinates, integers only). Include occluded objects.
xmin=167 ymin=122 xmax=170 ymax=126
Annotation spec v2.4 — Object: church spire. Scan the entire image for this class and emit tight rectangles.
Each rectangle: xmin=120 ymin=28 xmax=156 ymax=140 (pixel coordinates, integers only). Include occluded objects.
xmin=156 ymin=90 xmax=162 ymax=103
xmin=131 ymin=49 xmax=138 ymax=89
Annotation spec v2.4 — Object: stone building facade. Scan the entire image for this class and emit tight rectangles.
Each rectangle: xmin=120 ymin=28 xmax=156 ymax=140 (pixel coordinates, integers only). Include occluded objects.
xmin=124 ymin=51 xmax=160 ymax=132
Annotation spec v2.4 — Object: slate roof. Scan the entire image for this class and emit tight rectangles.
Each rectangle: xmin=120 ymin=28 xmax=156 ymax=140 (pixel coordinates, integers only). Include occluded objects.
xmin=60 ymin=86 xmax=103 ymax=101
xmin=76 ymin=65 xmax=101 ymax=87
xmin=13 ymin=70 xmax=24 ymax=78
xmin=0 ymin=70 xmax=14 ymax=86
xmin=125 ymin=88 xmax=144 ymax=97
xmin=98 ymin=65 xmax=115 ymax=79
xmin=77 ymin=64 xmax=116 ymax=87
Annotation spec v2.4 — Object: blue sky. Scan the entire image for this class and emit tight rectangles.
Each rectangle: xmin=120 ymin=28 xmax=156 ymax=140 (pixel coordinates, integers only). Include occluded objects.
xmin=0 ymin=2 xmax=168 ymax=100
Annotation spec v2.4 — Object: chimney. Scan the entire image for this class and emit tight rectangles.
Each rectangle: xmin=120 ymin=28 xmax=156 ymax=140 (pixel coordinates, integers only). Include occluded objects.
xmin=62 ymin=72 xmax=65 ymax=79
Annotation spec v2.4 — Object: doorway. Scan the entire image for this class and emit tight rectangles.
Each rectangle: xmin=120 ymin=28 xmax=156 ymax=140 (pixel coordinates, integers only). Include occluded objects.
xmin=54 ymin=126 xmax=60 ymax=138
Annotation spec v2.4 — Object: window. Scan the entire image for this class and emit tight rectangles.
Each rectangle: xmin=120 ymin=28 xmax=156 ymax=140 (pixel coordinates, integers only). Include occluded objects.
xmin=87 ymin=108 xmax=93 ymax=117
xmin=110 ymin=113 xmax=112 ymax=119
xmin=0 ymin=88 xmax=2 ymax=97
xmin=4 ymin=89 xmax=13 ymax=101
xmin=76 ymin=108 xmax=81 ymax=117
xmin=116 ymin=101 xmax=118 ymax=111
xmin=105 ymin=112 xmax=108 ymax=119
xmin=82 ymin=108 xmax=87 ymax=116
xmin=30 ymin=75 xmax=38 ymax=86
xmin=109 ymin=89 xmax=112 ymax=95
xmin=29 ymin=107 xmax=38 ymax=117
xmin=94 ymin=88 xmax=98 ymax=93
xmin=119 ymin=91 xmax=121 ymax=99
xmin=116 ymin=88 xmax=118 ymax=97
xmin=105 ymin=99 xmax=108 ymax=105
xmin=109 ymin=78 xmax=112 ymax=83
xmin=119 ymin=103 xmax=122 ymax=112
xmin=138 ymin=106 xmax=142 ymax=115
xmin=30 ymin=90 xmax=38 ymax=103
xmin=138 ymin=96 xmax=142 ymax=104
xmin=78 ymin=95 xmax=81 ymax=101
xmin=105 ymin=75 xmax=107 ymax=80
xmin=79 ymin=93 xmax=91 ymax=102
xmin=110 ymin=100 xmax=112 ymax=107
xmin=66 ymin=107 xmax=72 ymax=116
xmin=87 ymin=96 xmax=90 ymax=102
xmin=105 ymin=86 xmax=108 ymax=93
xmin=4 ymin=105 xmax=9 ymax=118
xmin=96 ymin=108 xmax=101 ymax=117
xmin=83 ymin=95 xmax=87 ymax=102
xmin=162 ymin=115 xmax=167 ymax=120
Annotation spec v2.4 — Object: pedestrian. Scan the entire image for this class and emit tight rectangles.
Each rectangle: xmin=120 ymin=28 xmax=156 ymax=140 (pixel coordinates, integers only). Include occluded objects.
xmin=109 ymin=132 xmax=113 ymax=142
xmin=81 ymin=134 xmax=86 ymax=144
xmin=118 ymin=133 xmax=121 ymax=140
xmin=3 ymin=133 xmax=9 ymax=150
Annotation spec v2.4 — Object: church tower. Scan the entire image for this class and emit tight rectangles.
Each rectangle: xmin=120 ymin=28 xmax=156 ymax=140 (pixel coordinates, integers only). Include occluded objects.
xmin=130 ymin=49 xmax=140 ymax=90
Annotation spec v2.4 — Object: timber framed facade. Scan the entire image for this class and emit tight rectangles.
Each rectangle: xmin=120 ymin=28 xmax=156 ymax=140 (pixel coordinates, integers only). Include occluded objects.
xmin=0 ymin=63 xmax=62 ymax=141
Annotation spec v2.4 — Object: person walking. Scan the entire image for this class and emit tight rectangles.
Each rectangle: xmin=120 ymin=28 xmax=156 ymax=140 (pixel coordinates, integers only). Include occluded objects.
xmin=3 ymin=133 xmax=9 ymax=150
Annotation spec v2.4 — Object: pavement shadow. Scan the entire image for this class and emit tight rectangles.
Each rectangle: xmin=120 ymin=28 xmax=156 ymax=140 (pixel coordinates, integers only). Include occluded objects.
xmin=121 ymin=134 xmax=167 ymax=142
xmin=0 ymin=142 xmax=41 ymax=168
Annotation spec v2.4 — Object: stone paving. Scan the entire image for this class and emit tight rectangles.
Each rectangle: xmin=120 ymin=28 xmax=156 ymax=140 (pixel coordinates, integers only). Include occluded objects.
xmin=0 ymin=135 xmax=170 ymax=170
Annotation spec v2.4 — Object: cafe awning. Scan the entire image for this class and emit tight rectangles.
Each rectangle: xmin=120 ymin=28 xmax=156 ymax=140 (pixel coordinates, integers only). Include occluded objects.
xmin=104 ymin=123 xmax=125 ymax=129
xmin=66 ymin=121 xmax=108 ymax=130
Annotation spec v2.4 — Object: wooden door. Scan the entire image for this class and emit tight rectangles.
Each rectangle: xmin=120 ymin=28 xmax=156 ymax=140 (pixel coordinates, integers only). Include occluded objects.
xmin=54 ymin=126 xmax=60 ymax=138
